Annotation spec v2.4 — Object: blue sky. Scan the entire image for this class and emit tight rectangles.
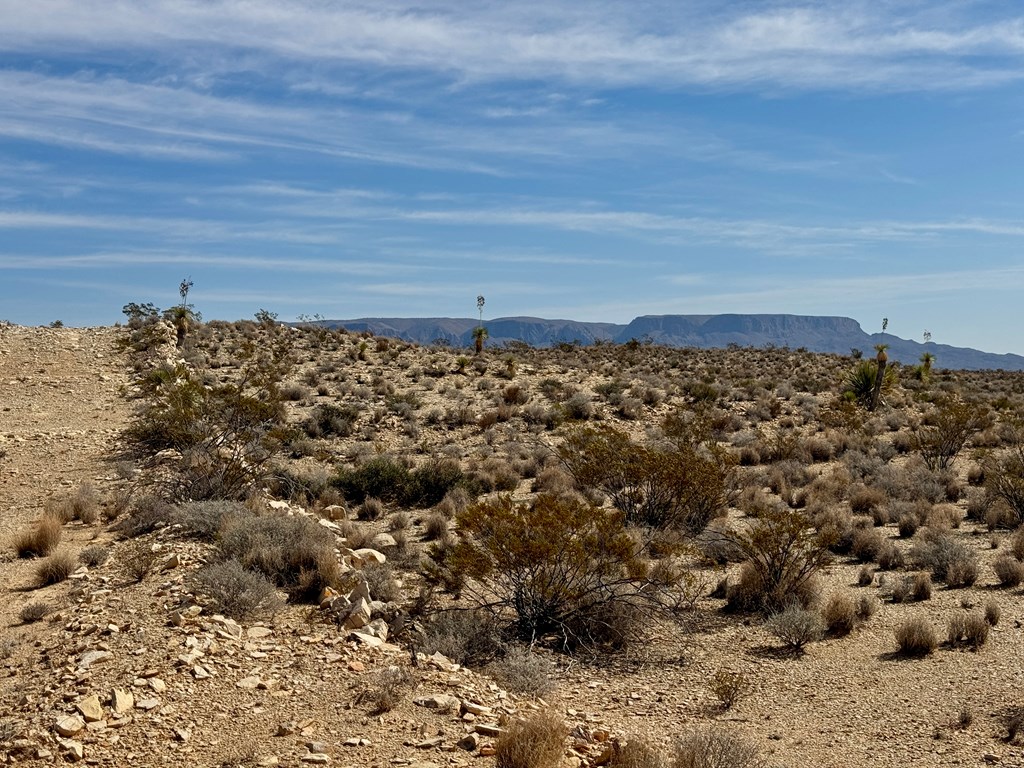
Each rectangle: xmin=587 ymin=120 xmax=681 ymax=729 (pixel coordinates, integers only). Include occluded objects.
xmin=2 ymin=1 xmax=1024 ymax=354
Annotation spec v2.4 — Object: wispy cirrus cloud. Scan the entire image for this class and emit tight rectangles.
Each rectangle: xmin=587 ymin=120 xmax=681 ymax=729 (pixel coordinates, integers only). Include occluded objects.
xmin=2 ymin=1 xmax=1023 ymax=92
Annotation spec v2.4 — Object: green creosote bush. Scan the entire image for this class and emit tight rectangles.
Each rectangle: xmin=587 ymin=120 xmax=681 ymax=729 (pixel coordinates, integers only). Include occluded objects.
xmin=913 ymin=397 xmax=989 ymax=472
xmin=334 ymin=456 xmax=469 ymax=508
xmin=708 ymin=669 xmax=750 ymax=710
xmin=556 ymin=420 xmax=734 ymax=535
xmin=725 ymin=506 xmax=832 ymax=614
xmin=434 ymin=493 xmax=688 ymax=650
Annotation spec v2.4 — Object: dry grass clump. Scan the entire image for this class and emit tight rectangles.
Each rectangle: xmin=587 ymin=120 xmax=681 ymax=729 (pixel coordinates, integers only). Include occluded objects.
xmin=946 ymin=612 xmax=989 ymax=650
xmin=13 ymin=514 xmax=62 ymax=558
xmin=895 ymin=615 xmax=938 ymax=656
xmin=46 ymin=482 xmax=101 ymax=524
xmin=673 ymin=727 xmax=765 ymax=768
xmin=822 ymin=591 xmax=859 ymax=635
xmin=79 ymin=545 xmax=109 ymax=567
xmin=19 ymin=601 xmax=54 ymax=624
xmin=35 ymin=550 xmax=75 ymax=586
xmin=985 ymin=599 xmax=1002 ymax=626
xmin=993 ymin=555 xmax=1024 ymax=587
xmin=494 ymin=710 xmax=568 ymax=768
xmin=607 ymin=736 xmax=667 ymax=768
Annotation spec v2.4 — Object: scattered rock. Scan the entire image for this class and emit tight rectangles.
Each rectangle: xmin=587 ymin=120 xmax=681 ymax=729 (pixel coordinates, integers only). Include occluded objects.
xmin=76 ymin=694 xmax=103 ymax=723
xmin=55 ymin=715 xmax=85 ymax=737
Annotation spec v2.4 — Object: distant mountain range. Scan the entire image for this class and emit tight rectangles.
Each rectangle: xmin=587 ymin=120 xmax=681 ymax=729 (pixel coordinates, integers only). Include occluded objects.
xmin=314 ymin=314 xmax=1024 ymax=371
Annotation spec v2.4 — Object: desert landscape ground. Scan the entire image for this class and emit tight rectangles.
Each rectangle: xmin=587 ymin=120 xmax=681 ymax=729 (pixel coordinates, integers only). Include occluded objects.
xmin=2 ymin=315 xmax=1024 ymax=768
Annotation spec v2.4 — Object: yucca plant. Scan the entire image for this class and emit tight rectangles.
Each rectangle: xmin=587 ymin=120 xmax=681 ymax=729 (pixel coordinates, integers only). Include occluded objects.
xmin=869 ymin=344 xmax=889 ymax=411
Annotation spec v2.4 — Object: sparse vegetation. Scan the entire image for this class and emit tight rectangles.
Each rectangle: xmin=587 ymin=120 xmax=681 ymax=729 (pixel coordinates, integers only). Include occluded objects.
xmin=494 ymin=710 xmax=568 ymax=768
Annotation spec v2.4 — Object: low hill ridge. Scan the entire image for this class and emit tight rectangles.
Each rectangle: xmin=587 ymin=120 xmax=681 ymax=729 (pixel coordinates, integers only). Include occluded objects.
xmin=316 ymin=313 xmax=1024 ymax=371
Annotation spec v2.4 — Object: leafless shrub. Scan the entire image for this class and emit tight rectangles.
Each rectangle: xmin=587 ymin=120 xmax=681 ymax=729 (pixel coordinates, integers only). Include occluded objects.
xmin=673 ymin=727 xmax=765 ymax=768
xmin=709 ymin=669 xmax=750 ymax=710
xmin=79 ymin=545 xmax=109 ymax=568
xmin=358 ymin=666 xmax=414 ymax=715
xmin=985 ymin=599 xmax=1002 ymax=626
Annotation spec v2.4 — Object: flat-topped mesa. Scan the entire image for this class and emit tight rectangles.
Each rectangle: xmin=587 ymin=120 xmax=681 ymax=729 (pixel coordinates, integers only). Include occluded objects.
xmin=310 ymin=314 xmax=1024 ymax=371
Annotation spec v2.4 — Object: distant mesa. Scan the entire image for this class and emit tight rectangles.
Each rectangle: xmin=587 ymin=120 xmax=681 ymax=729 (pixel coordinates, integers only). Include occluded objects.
xmin=308 ymin=314 xmax=1024 ymax=372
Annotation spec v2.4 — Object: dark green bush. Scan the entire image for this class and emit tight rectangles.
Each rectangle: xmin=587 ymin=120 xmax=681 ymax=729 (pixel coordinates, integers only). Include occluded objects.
xmin=437 ymin=493 xmax=685 ymax=649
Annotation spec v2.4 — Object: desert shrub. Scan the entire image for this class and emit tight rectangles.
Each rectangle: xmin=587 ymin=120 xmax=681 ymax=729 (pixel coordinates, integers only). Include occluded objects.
xmin=304 ymin=402 xmax=360 ymax=438
xmin=335 ymin=456 xmax=466 ymax=508
xmin=895 ymin=615 xmax=938 ymax=656
xmin=947 ymin=612 xmax=989 ymax=650
xmin=765 ymin=603 xmax=824 ymax=652
xmin=897 ymin=513 xmax=920 ymax=539
xmin=876 ymin=541 xmax=905 ymax=571
xmin=708 ymin=669 xmax=750 ymax=710
xmin=35 ymin=550 xmax=75 ymax=586
xmin=914 ymin=398 xmax=989 ymax=471
xmin=112 ymin=495 xmax=176 ymax=538
xmin=175 ymin=500 xmax=248 ymax=540
xmin=48 ymin=482 xmax=100 ymax=524
xmin=488 ymin=647 xmax=556 ymax=697
xmin=562 ymin=392 xmax=594 ymax=420
xmin=362 ymin=561 xmax=401 ymax=603
xmin=985 ymin=599 xmax=1001 ymax=626
xmin=557 ymin=423 xmax=734 ymax=534
xmin=218 ymin=514 xmax=340 ymax=602
xmin=438 ymin=493 xmax=685 ymax=649
xmin=125 ymin=343 xmax=291 ymax=500
xmin=419 ymin=609 xmax=506 ymax=666
xmin=910 ymin=528 xmax=979 ymax=586
xmin=887 ymin=572 xmax=932 ymax=603
xmin=356 ymin=497 xmax=385 ymax=521
xmin=726 ymin=507 xmax=830 ymax=614
xmin=608 ymin=736 xmax=667 ymax=768
xmin=422 ymin=511 xmax=449 ymax=542
xmin=822 ymin=591 xmax=858 ymax=635
xmin=984 ymin=428 xmax=1024 ymax=527
xmin=191 ymin=560 xmax=283 ymax=620
xmin=851 ymin=527 xmax=886 ymax=563
xmin=14 ymin=515 xmax=62 ymax=558
xmin=849 ymin=486 xmax=887 ymax=517
xmin=79 ymin=545 xmax=109 ymax=568
xmin=673 ymin=727 xmax=764 ymax=768
xmin=19 ymin=601 xmax=53 ymax=624
xmin=993 ymin=555 xmax=1024 ymax=588
xmin=358 ymin=666 xmax=413 ymax=716
xmin=121 ymin=541 xmax=158 ymax=582
xmin=495 ymin=710 xmax=568 ymax=768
